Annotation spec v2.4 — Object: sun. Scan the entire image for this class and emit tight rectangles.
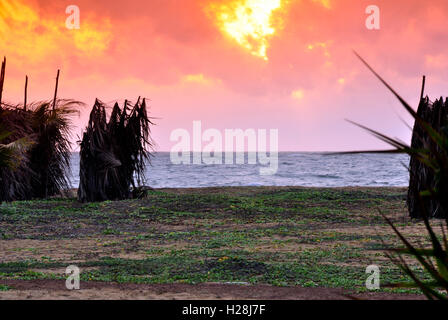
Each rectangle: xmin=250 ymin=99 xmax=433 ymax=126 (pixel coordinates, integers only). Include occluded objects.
xmin=208 ymin=0 xmax=283 ymax=61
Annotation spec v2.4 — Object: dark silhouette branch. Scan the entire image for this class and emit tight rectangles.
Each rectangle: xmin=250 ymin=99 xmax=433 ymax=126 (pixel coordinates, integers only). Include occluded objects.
xmin=24 ymin=75 xmax=28 ymax=111
xmin=0 ymin=57 xmax=6 ymax=108
xmin=420 ymin=75 xmax=426 ymax=101
xmin=52 ymin=69 xmax=60 ymax=111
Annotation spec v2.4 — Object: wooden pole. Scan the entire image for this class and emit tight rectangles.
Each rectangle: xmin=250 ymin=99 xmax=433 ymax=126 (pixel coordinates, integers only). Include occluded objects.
xmin=52 ymin=69 xmax=60 ymax=111
xmin=420 ymin=75 xmax=426 ymax=101
xmin=0 ymin=57 xmax=6 ymax=108
xmin=24 ymin=75 xmax=28 ymax=111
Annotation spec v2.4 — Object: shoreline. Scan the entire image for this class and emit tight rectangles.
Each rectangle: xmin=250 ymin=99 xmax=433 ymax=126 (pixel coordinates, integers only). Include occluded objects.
xmin=63 ymin=185 xmax=408 ymax=199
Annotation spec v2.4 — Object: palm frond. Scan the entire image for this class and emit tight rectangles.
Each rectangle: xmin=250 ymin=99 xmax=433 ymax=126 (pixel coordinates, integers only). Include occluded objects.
xmin=28 ymin=99 xmax=82 ymax=198
xmin=0 ymin=99 xmax=82 ymax=200
xmin=78 ymin=98 xmax=154 ymax=202
xmin=0 ymin=127 xmax=34 ymax=202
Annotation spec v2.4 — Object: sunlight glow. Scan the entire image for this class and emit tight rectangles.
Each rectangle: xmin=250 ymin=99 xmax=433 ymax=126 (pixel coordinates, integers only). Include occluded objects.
xmin=209 ymin=0 xmax=283 ymax=60
xmin=291 ymin=89 xmax=305 ymax=100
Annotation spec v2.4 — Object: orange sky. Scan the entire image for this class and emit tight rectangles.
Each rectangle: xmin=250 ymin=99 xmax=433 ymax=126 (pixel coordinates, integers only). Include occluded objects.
xmin=1 ymin=0 xmax=448 ymax=151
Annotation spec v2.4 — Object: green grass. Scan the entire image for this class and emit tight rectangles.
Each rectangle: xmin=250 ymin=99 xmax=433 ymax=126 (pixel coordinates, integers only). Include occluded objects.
xmin=0 ymin=186 xmax=431 ymax=295
xmin=0 ymin=284 xmax=10 ymax=291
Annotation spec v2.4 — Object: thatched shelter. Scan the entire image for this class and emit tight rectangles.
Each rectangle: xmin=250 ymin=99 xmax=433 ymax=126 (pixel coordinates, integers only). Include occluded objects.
xmin=349 ymin=54 xmax=448 ymax=220
xmin=0 ymin=58 xmax=81 ymax=201
xmin=78 ymin=98 xmax=153 ymax=202
xmin=0 ymin=101 xmax=81 ymax=201
xmin=408 ymin=93 xmax=448 ymax=219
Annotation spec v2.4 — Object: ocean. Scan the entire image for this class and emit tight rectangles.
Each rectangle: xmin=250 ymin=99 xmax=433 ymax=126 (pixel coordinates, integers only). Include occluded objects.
xmin=68 ymin=152 xmax=410 ymax=188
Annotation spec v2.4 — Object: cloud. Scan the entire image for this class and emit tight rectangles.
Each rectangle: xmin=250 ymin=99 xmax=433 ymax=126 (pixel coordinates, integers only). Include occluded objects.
xmin=181 ymin=73 xmax=221 ymax=86
xmin=311 ymin=0 xmax=332 ymax=9
xmin=1 ymin=0 xmax=448 ymax=151
xmin=0 ymin=0 xmax=112 ymax=72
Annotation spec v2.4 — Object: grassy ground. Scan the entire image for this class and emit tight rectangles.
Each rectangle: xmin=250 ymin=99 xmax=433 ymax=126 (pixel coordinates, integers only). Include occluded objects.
xmin=0 ymin=186 xmax=435 ymax=299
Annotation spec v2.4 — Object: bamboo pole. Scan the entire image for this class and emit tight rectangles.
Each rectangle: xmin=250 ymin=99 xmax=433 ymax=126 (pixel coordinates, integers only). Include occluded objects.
xmin=420 ymin=75 xmax=426 ymax=101
xmin=0 ymin=57 xmax=6 ymax=108
xmin=24 ymin=75 xmax=28 ymax=111
xmin=52 ymin=69 xmax=60 ymax=111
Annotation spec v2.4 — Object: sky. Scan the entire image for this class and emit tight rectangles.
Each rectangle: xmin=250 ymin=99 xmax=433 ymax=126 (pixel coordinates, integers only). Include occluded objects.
xmin=0 ymin=0 xmax=447 ymax=152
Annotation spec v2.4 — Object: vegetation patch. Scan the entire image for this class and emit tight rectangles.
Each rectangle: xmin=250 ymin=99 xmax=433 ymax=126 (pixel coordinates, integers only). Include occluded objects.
xmin=0 ymin=186 xmax=435 ymax=296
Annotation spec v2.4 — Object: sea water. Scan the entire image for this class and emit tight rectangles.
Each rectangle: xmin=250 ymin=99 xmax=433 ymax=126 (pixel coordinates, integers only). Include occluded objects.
xmin=68 ymin=152 xmax=409 ymax=188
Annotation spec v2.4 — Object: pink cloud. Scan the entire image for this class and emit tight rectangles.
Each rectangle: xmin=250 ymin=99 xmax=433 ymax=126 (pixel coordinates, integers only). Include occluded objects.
xmin=1 ymin=0 xmax=448 ymax=151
